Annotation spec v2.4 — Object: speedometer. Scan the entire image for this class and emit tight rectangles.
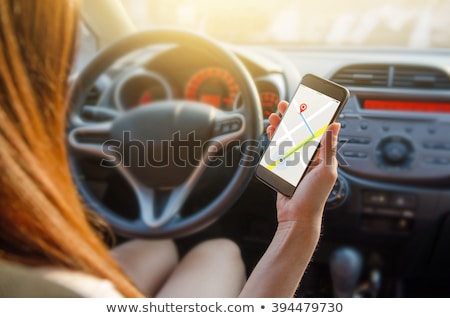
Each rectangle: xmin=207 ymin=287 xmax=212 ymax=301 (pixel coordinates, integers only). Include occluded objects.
xmin=184 ymin=67 xmax=239 ymax=110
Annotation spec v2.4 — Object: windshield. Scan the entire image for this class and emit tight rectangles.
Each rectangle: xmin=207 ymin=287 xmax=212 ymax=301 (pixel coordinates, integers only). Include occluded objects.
xmin=121 ymin=0 xmax=450 ymax=48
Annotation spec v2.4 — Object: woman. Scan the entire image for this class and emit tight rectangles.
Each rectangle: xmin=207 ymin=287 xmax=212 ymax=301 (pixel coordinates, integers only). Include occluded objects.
xmin=0 ymin=0 xmax=340 ymax=297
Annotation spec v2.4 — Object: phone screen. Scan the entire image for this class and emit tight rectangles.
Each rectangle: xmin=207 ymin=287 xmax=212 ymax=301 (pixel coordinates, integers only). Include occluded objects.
xmin=259 ymin=83 xmax=341 ymax=187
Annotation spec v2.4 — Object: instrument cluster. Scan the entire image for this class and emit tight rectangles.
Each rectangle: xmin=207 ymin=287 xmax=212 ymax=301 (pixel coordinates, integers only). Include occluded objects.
xmin=114 ymin=66 xmax=281 ymax=119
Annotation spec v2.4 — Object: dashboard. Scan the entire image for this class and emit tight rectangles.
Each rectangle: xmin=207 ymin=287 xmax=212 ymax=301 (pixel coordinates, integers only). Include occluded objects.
xmin=85 ymin=43 xmax=450 ymax=297
xmin=104 ymin=46 xmax=287 ymax=120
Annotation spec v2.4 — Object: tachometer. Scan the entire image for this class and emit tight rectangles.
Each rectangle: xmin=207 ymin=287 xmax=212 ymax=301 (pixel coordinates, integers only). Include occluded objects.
xmin=185 ymin=67 xmax=239 ymax=110
xmin=114 ymin=70 xmax=172 ymax=110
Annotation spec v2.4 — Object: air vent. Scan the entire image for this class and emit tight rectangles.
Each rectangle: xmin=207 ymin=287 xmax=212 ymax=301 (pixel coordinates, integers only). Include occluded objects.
xmin=330 ymin=64 xmax=390 ymax=87
xmin=331 ymin=64 xmax=450 ymax=90
xmin=393 ymin=66 xmax=450 ymax=89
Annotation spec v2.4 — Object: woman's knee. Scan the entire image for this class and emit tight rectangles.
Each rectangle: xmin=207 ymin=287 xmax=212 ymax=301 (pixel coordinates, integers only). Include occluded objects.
xmin=188 ymin=238 xmax=245 ymax=273
xmin=111 ymin=239 xmax=179 ymax=296
xmin=156 ymin=238 xmax=246 ymax=297
xmin=112 ymin=239 xmax=178 ymax=265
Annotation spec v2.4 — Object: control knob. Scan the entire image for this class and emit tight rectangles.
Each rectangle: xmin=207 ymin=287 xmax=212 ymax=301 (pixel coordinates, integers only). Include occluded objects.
xmin=376 ymin=137 xmax=414 ymax=169
xmin=326 ymin=175 xmax=349 ymax=209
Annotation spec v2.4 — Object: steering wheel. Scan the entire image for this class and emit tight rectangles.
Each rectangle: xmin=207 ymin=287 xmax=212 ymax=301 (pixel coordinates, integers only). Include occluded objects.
xmin=68 ymin=29 xmax=263 ymax=238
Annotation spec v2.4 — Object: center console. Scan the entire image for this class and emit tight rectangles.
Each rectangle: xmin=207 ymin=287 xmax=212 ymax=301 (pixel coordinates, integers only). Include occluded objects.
xmin=316 ymin=86 xmax=450 ymax=296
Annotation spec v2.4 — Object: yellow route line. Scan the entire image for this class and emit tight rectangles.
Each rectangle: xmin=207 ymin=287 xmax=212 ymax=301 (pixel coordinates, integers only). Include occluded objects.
xmin=267 ymin=124 xmax=329 ymax=171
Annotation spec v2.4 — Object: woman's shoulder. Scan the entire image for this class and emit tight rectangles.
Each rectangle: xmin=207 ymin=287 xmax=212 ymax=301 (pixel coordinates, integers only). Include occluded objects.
xmin=33 ymin=267 xmax=124 ymax=298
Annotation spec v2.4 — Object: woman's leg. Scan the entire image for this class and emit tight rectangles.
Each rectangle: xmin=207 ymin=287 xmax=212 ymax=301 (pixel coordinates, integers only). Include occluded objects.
xmin=156 ymin=238 xmax=246 ymax=298
xmin=111 ymin=239 xmax=179 ymax=297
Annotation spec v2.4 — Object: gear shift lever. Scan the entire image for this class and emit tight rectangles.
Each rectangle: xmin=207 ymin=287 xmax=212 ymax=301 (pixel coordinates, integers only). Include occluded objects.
xmin=329 ymin=247 xmax=363 ymax=297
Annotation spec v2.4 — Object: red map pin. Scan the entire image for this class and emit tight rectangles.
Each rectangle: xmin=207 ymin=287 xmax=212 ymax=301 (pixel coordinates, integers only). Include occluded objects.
xmin=300 ymin=103 xmax=307 ymax=113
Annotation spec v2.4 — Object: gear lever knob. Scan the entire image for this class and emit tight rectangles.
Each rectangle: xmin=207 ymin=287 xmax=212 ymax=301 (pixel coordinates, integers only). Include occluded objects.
xmin=329 ymin=247 xmax=363 ymax=298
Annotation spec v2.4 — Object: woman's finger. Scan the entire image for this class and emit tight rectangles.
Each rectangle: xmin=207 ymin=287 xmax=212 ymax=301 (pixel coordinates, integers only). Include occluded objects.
xmin=277 ymin=100 xmax=288 ymax=115
xmin=320 ymin=122 xmax=340 ymax=170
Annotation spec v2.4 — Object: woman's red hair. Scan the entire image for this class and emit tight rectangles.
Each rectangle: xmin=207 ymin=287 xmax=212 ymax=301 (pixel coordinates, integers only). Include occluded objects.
xmin=0 ymin=0 xmax=143 ymax=297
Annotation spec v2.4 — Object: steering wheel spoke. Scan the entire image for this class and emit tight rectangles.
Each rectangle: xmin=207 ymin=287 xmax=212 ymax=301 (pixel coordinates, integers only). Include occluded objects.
xmin=68 ymin=122 xmax=114 ymax=160
xmin=116 ymin=158 xmax=209 ymax=228
xmin=70 ymin=105 xmax=120 ymax=128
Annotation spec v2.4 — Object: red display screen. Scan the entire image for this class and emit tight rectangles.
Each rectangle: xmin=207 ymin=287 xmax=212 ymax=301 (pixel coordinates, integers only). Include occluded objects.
xmin=363 ymin=100 xmax=450 ymax=113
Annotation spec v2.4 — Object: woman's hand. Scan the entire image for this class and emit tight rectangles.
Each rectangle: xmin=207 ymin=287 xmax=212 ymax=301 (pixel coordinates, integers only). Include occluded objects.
xmin=266 ymin=101 xmax=340 ymax=228
xmin=239 ymin=101 xmax=340 ymax=297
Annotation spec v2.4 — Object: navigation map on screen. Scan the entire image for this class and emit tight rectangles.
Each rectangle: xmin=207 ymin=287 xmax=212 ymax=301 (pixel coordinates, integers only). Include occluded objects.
xmin=260 ymin=84 xmax=340 ymax=186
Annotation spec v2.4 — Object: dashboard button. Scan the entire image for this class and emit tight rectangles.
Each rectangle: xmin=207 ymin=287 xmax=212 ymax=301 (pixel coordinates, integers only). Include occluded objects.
xmin=423 ymin=141 xmax=440 ymax=149
xmin=423 ymin=141 xmax=450 ymax=151
xmin=428 ymin=127 xmax=436 ymax=135
xmin=363 ymin=191 xmax=388 ymax=206
xmin=221 ymin=123 xmax=231 ymax=133
xmin=424 ymin=157 xmax=450 ymax=165
xmin=374 ymin=207 xmax=402 ymax=217
xmin=344 ymin=151 xmax=357 ymax=157
xmin=390 ymin=194 xmax=416 ymax=209
xmin=349 ymin=137 xmax=371 ymax=144
xmin=340 ymin=136 xmax=371 ymax=144
xmin=344 ymin=151 xmax=367 ymax=158
xmin=230 ymin=120 xmax=241 ymax=131
xmin=357 ymin=152 xmax=368 ymax=158
xmin=214 ymin=118 xmax=242 ymax=135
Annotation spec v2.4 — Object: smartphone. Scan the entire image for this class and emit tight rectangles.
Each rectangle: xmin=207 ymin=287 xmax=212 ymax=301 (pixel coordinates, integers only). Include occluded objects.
xmin=256 ymin=73 xmax=349 ymax=197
